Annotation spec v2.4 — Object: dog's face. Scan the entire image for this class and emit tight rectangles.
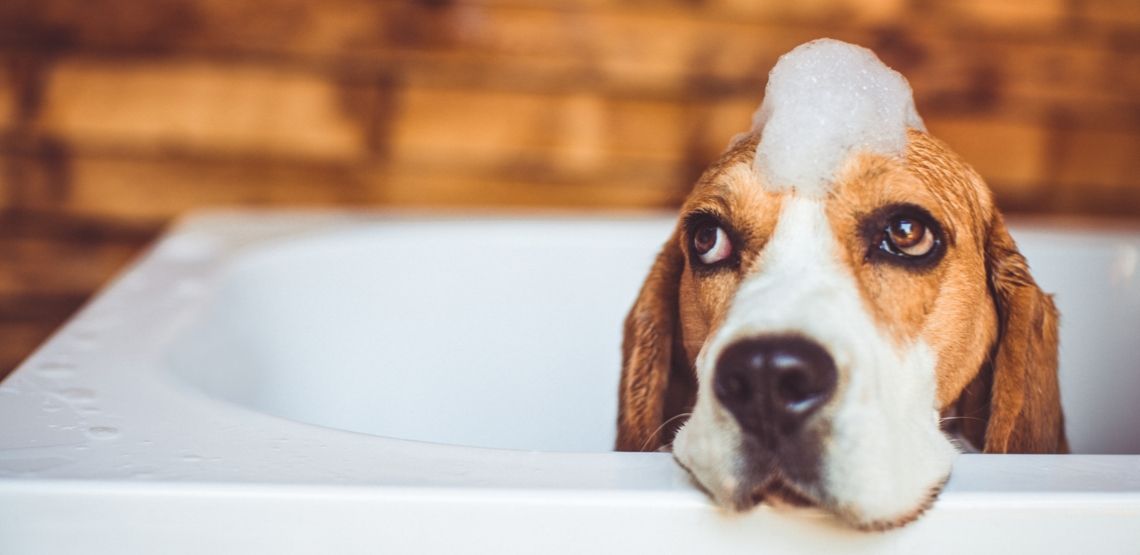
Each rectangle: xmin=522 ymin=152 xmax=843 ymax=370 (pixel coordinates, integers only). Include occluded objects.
xmin=615 ymin=44 xmax=1066 ymax=530
xmin=677 ymin=130 xmax=997 ymax=527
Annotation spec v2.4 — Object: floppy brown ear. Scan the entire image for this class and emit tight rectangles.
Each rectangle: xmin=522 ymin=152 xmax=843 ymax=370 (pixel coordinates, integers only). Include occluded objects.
xmin=983 ymin=213 xmax=1068 ymax=453
xmin=615 ymin=234 xmax=686 ymax=452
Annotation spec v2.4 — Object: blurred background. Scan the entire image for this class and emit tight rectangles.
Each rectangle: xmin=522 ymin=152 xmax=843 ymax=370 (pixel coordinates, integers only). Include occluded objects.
xmin=0 ymin=0 xmax=1138 ymax=377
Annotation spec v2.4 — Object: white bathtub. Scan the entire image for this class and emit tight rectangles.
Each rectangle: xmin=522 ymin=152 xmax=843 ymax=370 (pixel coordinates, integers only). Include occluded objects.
xmin=1 ymin=213 xmax=1138 ymax=554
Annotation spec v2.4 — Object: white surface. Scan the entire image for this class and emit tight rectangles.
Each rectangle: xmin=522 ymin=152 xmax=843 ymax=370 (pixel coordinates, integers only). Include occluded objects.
xmin=752 ymin=38 xmax=924 ymax=195
xmin=1 ymin=213 xmax=1139 ymax=553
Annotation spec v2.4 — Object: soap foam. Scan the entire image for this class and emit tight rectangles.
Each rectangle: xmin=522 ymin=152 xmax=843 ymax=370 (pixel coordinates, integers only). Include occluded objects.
xmin=752 ymin=38 xmax=924 ymax=196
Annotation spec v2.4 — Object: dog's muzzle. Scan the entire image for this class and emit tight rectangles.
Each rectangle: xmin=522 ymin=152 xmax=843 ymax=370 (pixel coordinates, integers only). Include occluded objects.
xmin=711 ymin=334 xmax=838 ymax=505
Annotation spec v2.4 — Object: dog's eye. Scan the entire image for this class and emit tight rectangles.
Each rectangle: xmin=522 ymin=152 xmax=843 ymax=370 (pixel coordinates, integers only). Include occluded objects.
xmin=883 ymin=215 xmax=935 ymax=257
xmin=862 ymin=203 xmax=945 ymax=270
xmin=692 ymin=223 xmax=733 ymax=265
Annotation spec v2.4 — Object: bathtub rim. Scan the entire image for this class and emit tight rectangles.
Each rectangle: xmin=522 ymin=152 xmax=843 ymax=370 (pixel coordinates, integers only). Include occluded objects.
xmin=1 ymin=211 xmax=1139 ymax=544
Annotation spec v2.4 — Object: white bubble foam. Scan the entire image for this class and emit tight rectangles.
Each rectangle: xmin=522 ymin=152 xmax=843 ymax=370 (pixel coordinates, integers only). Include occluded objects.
xmin=752 ymin=38 xmax=924 ymax=196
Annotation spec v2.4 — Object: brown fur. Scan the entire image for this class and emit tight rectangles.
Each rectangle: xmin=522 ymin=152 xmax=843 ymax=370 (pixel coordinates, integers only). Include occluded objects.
xmin=982 ymin=213 xmax=1068 ymax=452
xmin=616 ymin=129 xmax=1067 ymax=455
xmin=615 ymin=234 xmax=685 ymax=452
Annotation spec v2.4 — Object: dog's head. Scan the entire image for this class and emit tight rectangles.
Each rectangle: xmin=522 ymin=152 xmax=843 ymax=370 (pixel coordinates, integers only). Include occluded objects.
xmin=615 ymin=39 xmax=1066 ymax=530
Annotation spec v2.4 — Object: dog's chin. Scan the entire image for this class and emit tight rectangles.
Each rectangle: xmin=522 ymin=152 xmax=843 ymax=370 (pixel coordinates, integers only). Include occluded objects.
xmin=718 ymin=472 xmax=948 ymax=532
xmin=673 ymin=425 xmax=950 ymax=531
xmin=831 ymin=475 xmax=950 ymax=532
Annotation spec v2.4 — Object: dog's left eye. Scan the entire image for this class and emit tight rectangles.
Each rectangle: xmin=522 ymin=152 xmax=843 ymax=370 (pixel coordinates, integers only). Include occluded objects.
xmin=882 ymin=214 xmax=936 ymax=258
xmin=862 ymin=204 xmax=946 ymax=269
xmin=692 ymin=223 xmax=733 ymax=265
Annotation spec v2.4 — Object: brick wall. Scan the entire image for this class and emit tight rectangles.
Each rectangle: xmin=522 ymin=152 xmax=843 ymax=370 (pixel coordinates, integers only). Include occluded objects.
xmin=1 ymin=0 xmax=1138 ymax=375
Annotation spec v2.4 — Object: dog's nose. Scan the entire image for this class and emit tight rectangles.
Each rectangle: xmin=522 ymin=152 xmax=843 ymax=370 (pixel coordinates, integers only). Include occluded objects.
xmin=714 ymin=336 xmax=837 ymax=438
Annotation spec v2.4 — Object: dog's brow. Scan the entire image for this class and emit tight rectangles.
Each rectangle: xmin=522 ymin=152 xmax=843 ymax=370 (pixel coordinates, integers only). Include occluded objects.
xmin=683 ymin=194 xmax=732 ymax=222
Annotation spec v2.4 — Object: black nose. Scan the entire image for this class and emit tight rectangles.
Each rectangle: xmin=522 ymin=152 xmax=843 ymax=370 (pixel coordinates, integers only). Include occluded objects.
xmin=714 ymin=336 xmax=837 ymax=439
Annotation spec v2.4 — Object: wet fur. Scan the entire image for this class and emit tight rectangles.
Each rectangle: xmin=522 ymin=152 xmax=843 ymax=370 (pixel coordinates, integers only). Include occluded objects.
xmin=615 ymin=129 xmax=1067 ymax=529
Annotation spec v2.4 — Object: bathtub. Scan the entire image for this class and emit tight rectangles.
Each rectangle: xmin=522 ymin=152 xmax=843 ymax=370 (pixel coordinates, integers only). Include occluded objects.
xmin=1 ymin=212 xmax=1138 ymax=554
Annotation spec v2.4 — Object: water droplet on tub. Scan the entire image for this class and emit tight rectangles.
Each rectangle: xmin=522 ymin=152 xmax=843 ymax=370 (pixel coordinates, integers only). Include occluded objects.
xmin=59 ymin=388 xmax=96 ymax=403
xmin=86 ymin=426 xmax=120 ymax=440
xmin=181 ymin=454 xmax=203 ymax=463
xmin=80 ymin=406 xmax=101 ymax=415
xmin=42 ymin=398 xmax=65 ymax=412
xmin=37 ymin=361 xmax=76 ymax=379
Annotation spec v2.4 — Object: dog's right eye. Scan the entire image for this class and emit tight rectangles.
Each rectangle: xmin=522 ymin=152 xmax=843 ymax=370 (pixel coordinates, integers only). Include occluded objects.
xmin=692 ymin=222 xmax=733 ymax=265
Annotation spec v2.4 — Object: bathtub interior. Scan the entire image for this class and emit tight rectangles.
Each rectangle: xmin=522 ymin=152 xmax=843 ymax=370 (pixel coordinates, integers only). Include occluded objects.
xmin=165 ymin=217 xmax=1140 ymax=455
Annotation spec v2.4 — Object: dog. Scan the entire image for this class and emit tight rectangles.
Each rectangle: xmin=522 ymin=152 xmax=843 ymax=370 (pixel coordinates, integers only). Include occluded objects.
xmin=615 ymin=39 xmax=1067 ymax=530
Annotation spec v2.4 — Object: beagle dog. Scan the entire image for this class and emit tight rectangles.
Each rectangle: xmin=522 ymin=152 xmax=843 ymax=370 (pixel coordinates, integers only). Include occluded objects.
xmin=615 ymin=39 xmax=1067 ymax=530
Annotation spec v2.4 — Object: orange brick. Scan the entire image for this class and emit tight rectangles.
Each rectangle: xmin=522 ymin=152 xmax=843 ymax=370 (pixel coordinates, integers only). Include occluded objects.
xmin=925 ymin=118 xmax=1049 ymax=196
xmin=391 ymin=88 xmax=560 ymax=164
xmin=698 ymin=0 xmax=906 ymax=23
xmin=400 ymin=6 xmax=828 ymax=93
xmin=40 ymin=60 xmax=367 ymax=161
xmin=1077 ymin=0 xmax=1140 ymax=26
xmin=0 ymin=236 xmax=140 ymax=297
xmin=0 ymin=69 xmax=14 ymax=131
xmin=56 ymin=154 xmax=367 ymax=221
xmin=391 ymin=87 xmax=693 ymax=167
xmin=602 ymin=98 xmax=690 ymax=161
xmin=935 ymin=0 xmax=1067 ymax=30
xmin=699 ymin=99 xmax=761 ymax=157
xmin=376 ymin=162 xmax=682 ymax=209
xmin=1055 ymin=129 xmax=1140 ymax=190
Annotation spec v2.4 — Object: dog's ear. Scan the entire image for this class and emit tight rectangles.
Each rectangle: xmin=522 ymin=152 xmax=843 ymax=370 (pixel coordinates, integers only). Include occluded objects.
xmin=982 ymin=213 xmax=1068 ymax=453
xmin=616 ymin=233 xmax=685 ymax=452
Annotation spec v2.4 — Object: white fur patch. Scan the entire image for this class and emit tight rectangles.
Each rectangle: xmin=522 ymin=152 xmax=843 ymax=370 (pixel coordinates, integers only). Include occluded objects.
xmin=673 ymin=196 xmax=956 ymax=527
xmin=751 ymin=39 xmax=925 ymax=196
xmin=823 ymin=339 xmax=956 ymax=525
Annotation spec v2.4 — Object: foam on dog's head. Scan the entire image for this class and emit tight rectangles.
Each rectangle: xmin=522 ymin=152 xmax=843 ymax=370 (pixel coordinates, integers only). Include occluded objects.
xmin=752 ymin=38 xmax=924 ymax=196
